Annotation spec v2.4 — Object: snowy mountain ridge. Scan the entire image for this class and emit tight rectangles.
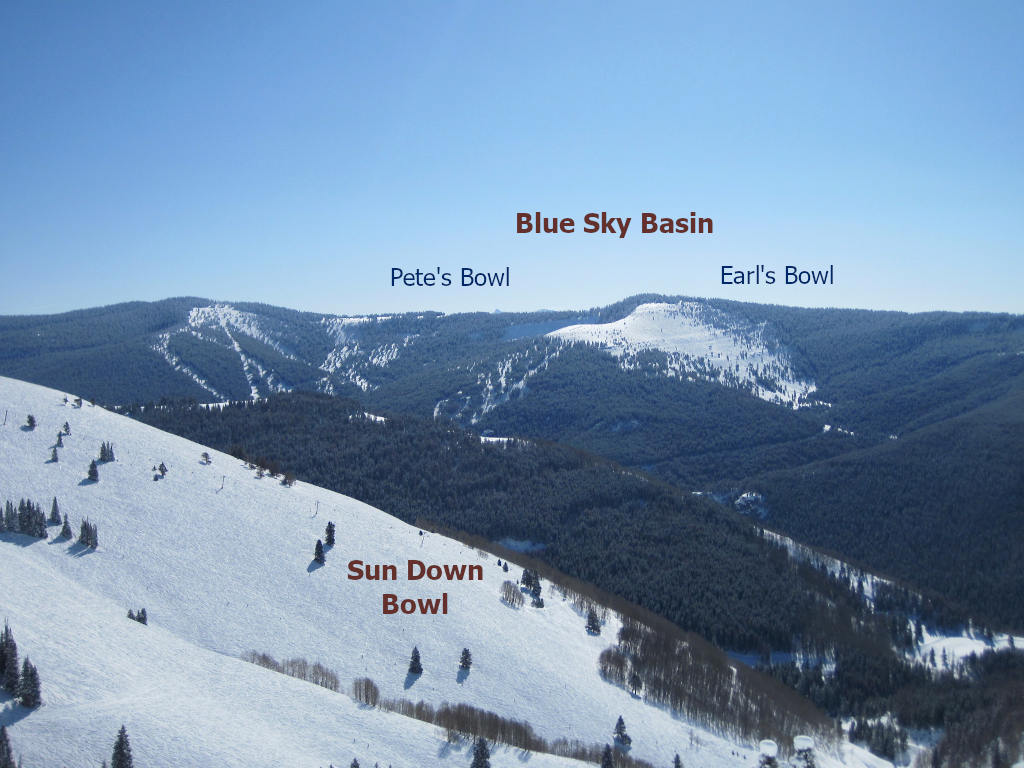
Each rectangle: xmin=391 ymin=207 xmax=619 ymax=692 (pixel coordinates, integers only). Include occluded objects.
xmin=548 ymin=302 xmax=819 ymax=409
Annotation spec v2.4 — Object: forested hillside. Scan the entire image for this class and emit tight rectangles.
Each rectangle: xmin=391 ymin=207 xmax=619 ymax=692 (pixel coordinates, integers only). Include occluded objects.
xmin=746 ymin=382 xmax=1024 ymax=630
xmin=130 ymin=392 xmax=866 ymax=655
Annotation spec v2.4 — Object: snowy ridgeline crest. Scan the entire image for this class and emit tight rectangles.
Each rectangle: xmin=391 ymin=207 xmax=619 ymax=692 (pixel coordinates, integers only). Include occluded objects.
xmin=547 ymin=302 xmax=819 ymax=409
xmin=142 ymin=299 xmax=822 ymax=412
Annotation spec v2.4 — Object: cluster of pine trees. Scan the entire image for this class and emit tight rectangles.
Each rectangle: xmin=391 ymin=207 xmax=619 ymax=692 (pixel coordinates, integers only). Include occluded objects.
xmin=520 ymin=569 xmax=543 ymax=607
xmin=98 ymin=441 xmax=116 ymax=462
xmin=79 ymin=518 xmax=99 ymax=548
xmin=1 ymin=621 xmax=41 ymax=709
xmin=0 ymin=500 xmax=46 ymax=538
xmin=847 ymin=719 xmax=907 ymax=761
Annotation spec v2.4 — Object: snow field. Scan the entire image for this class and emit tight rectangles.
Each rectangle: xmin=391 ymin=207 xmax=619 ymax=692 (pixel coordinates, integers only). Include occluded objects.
xmin=0 ymin=376 xmax=879 ymax=768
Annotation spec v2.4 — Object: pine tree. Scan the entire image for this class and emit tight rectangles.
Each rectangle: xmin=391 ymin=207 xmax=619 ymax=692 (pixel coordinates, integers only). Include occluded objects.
xmin=138 ymin=608 xmax=147 ymax=625
xmin=0 ymin=725 xmax=14 ymax=768
xmin=613 ymin=715 xmax=631 ymax=747
xmin=408 ymin=646 xmax=422 ymax=675
xmin=325 ymin=521 xmax=336 ymax=547
xmin=25 ymin=415 xmax=35 ymax=429
xmin=2 ymin=501 xmax=14 ymax=533
xmin=673 ymin=754 xmax=683 ymax=768
xmin=314 ymin=539 xmax=326 ymax=564
xmin=350 ymin=760 xmax=360 ymax=768
xmin=88 ymin=459 xmax=99 ymax=482
xmin=50 ymin=446 xmax=59 ymax=463
xmin=158 ymin=462 xmax=167 ymax=477
xmin=586 ymin=608 xmax=601 ymax=634
xmin=60 ymin=513 xmax=72 ymax=539
xmin=17 ymin=658 xmax=40 ymax=708
xmin=459 ymin=648 xmax=472 ymax=670
xmin=471 ymin=738 xmax=490 ymax=768
xmin=601 ymin=744 xmax=614 ymax=768
xmin=56 ymin=432 xmax=63 ymax=448
xmin=111 ymin=725 xmax=133 ymax=768
xmin=1 ymin=623 xmax=18 ymax=695
xmin=49 ymin=498 xmax=60 ymax=525
xmin=63 ymin=421 xmax=70 ymax=435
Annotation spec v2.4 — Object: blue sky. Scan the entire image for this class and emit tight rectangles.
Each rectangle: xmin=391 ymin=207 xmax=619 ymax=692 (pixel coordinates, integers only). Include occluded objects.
xmin=2 ymin=1 xmax=1022 ymax=316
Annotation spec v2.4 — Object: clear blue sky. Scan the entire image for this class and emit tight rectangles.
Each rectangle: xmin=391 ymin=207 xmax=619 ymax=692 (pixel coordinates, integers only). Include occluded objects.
xmin=2 ymin=1 xmax=1022 ymax=316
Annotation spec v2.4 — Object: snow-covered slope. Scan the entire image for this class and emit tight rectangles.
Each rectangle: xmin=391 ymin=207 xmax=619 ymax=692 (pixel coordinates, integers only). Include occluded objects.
xmin=0 ymin=376 xmax=878 ymax=768
xmin=548 ymin=302 xmax=818 ymax=408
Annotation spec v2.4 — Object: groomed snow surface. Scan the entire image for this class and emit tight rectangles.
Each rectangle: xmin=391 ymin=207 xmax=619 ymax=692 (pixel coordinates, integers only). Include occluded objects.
xmin=0 ymin=376 xmax=881 ymax=768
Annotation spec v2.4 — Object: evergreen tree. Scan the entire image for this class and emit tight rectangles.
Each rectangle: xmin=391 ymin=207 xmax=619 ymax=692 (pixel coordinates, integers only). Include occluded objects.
xmin=314 ymin=539 xmax=326 ymax=564
xmin=56 ymin=432 xmax=63 ymax=447
xmin=613 ymin=716 xmax=631 ymax=747
xmin=2 ymin=501 xmax=13 ymax=533
xmin=111 ymin=725 xmax=133 ymax=768
xmin=25 ymin=415 xmax=35 ymax=429
xmin=0 ymin=725 xmax=13 ymax=768
xmin=601 ymin=744 xmax=614 ymax=768
xmin=158 ymin=462 xmax=167 ymax=477
xmin=350 ymin=760 xmax=360 ymax=768
xmin=49 ymin=498 xmax=60 ymax=525
xmin=325 ymin=521 xmax=336 ymax=547
xmin=50 ymin=446 xmax=59 ymax=463
xmin=408 ymin=646 xmax=422 ymax=675
xmin=17 ymin=658 xmax=40 ymax=708
xmin=1 ymin=623 xmax=18 ymax=695
xmin=459 ymin=648 xmax=472 ymax=670
xmin=60 ymin=513 xmax=72 ymax=539
xmin=471 ymin=737 xmax=490 ymax=768
xmin=63 ymin=421 xmax=70 ymax=435
xmin=586 ymin=608 xmax=601 ymax=634
xmin=88 ymin=459 xmax=99 ymax=482
xmin=673 ymin=754 xmax=683 ymax=768
xmin=138 ymin=608 xmax=147 ymax=625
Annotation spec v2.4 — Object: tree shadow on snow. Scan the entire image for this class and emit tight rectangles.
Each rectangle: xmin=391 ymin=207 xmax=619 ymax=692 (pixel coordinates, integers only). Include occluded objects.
xmin=456 ymin=667 xmax=470 ymax=685
xmin=436 ymin=739 xmax=461 ymax=759
xmin=403 ymin=671 xmax=421 ymax=690
xmin=0 ymin=532 xmax=41 ymax=548
xmin=78 ymin=478 xmax=98 ymax=486
xmin=307 ymin=559 xmax=324 ymax=573
xmin=67 ymin=542 xmax=97 ymax=557
xmin=0 ymin=701 xmax=32 ymax=727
